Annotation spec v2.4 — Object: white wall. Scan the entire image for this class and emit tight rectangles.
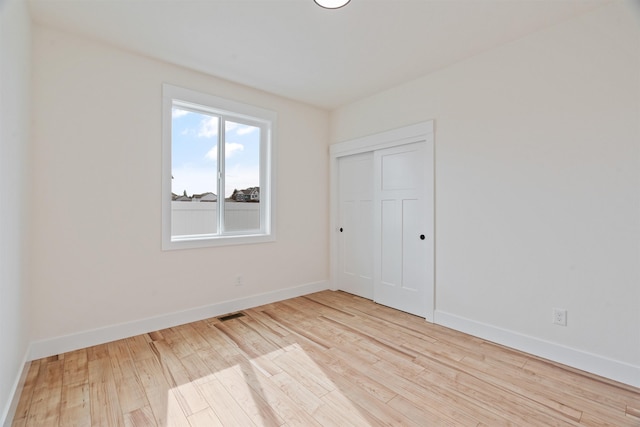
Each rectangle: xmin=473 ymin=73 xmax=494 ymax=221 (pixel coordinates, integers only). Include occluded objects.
xmin=30 ymin=25 xmax=329 ymax=348
xmin=332 ymin=1 xmax=640 ymax=385
xmin=0 ymin=0 xmax=31 ymax=423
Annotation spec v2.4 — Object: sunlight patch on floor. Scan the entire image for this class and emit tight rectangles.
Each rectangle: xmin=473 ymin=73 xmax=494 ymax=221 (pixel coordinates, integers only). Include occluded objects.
xmin=165 ymin=343 xmax=371 ymax=426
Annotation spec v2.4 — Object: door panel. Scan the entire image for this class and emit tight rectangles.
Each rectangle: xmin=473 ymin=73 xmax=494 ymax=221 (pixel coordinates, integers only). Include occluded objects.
xmin=381 ymin=199 xmax=401 ymax=287
xmin=343 ymin=200 xmax=357 ymax=276
xmin=381 ymin=151 xmax=422 ymax=190
xmin=357 ymin=200 xmax=373 ymax=278
xmin=374 ymin=141 xmax=432 ymax=317
xmin=402 ymin=198 xmax=421 ymax=292
xmin=337 ymin=153 xmax=374 ymax=299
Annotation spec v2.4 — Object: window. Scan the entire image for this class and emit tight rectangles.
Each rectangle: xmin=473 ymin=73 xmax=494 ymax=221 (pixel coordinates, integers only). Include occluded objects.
xmin=162 ymin=84 xmax=276 ymax=249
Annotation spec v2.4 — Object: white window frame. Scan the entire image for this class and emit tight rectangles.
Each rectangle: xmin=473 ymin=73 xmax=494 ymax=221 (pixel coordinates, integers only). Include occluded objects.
xmin=162 ymin=84 xmax=276 ymax=250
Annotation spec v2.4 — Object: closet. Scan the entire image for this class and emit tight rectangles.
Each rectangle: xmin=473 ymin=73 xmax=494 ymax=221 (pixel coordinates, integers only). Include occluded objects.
xmin=330 ymin=121 xmax=435 ymax=320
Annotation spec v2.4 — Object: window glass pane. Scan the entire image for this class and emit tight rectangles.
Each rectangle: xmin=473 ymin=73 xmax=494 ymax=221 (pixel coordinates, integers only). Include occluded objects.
xmin=171 ymin=107 xmax=219 ymax=237
xmin=224 ymin=120 xmax=261 ymax=232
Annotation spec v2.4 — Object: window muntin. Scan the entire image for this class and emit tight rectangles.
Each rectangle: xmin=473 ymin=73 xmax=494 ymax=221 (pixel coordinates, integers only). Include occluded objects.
xmin=162 ymin=84 xmax=276 ymax=249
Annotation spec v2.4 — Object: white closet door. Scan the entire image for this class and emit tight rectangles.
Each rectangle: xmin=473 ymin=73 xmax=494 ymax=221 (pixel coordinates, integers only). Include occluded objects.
xmin=374 ymin=141 xmax=434 ymax=319
xmin=337 ymin=152 xmax=374 ymax=299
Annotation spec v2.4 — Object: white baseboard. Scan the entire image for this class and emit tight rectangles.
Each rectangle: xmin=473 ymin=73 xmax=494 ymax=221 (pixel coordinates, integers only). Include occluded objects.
xmin=1 ymin=350 xmax=31 ymax=427
xmin=435 ymin=310 xmax=640 ymax=389
xmin=29 ymin=280 xmax=329 ymax=361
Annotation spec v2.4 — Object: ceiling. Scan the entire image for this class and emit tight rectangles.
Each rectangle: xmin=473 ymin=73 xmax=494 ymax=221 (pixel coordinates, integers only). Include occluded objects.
xmin=28 ymin=0 xmax=607 ymax=110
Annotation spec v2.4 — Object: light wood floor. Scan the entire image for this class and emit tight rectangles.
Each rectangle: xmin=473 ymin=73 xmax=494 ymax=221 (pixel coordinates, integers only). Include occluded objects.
xmin=12 ymin=291 xmax=640 ymax=426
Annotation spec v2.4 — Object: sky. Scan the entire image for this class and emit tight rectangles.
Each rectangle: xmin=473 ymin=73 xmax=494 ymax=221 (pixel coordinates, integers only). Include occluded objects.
xmin=171 ymin=107 xmax=260 ymax=198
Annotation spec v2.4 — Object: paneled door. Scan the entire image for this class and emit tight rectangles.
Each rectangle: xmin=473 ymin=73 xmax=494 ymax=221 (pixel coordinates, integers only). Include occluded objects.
xmin=374 ymin=141 xmax=434 ymax=318
xmin=337 ymin=152 xmax=374 ymax=299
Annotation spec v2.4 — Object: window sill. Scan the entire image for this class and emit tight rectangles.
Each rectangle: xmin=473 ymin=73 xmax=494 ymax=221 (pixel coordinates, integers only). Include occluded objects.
xmin=162 ymin=233 xmax=276 ymax=250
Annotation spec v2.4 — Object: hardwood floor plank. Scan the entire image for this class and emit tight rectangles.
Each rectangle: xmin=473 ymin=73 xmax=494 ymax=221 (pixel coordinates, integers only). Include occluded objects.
xmin=322 ymin=353 xmax=398 ymax=403
xmin=11 ymin=360 xmax=40 ymax=424
xmin=626 ymin=404 xmax=640 ymax=419
xmin=186 ymin=407 xmax=224 ymax=427
xmin=179 ymin=352 xmax=217 ymax=385
xmin=269 ymin=370 xmax=324 ymax=415
xmin=87 ymin=343 xmax=110 ymax=362
xmin=272 ymin=347 xmax=336 ymax=397
xmin=190 ymin=320 xmax=242 ymax=360
xmin=12 ymin=290 xmax=640 ymax=427
xmin=319 ymin=314 xmax=422 ymax=359
xmin=419 ymin=358 xmax=580 ymax=426
xmin=309 ymin=355 xmax=423 ymax=427
xmin=133 ymin=356 xmax=173 ymax=426
xmin=196 ymin=378 xmax=257 ymax=426
xmin=216 ymin=317 xmax=281 ymax=357
xmin=88 ymin=356 xmax=125 ymax=427
xmin=107 ymin=340 xmax=149 ymax=415
xmin=460 ymin=355 xmax=586 ymax=422
xmin=387 ymin=394 xmax=460 ymax=426
xmin=25 ymin=359 xmax=64 ymax=426
xmin=211 ymin=358 xmax=283 ymax=426
xmin=62 ymin=349 xmax=89 ymax=386
xmin=523 ymin=356 xmax=640 ymax=411
xmin=148 ymin=331 xmax=164 ymax=342
xmin=320 ymin=388 xmax=388 ymax=427
xmin=263 ymin=308 xmax=334 ymax=350
xmin=149 ymin=339 xmax=209 ymax=416
xmin=158 ymin=327 xmax=196 ymax=359
xmin=337 ymin=386 xmax=422 ymax=427
xmin=361 ymin=353 xmax=490 ymax=425
xmin=176 ymin=323 xmax=211 ymax=352
xmin=59 ymin=381 xmax=91 ymax=427
xmin=123 ymin=405 xmax=155 ymax=427
xmin=244 ymin=307 xmax=293 ymax=339
xmin=165 ymin=389 xmax=192 ymax=427
xmin=194 ymin=347 xmax=234 ymax=376
xmin=214 ymin=319 xmax=283 ymax=376
xmin=230 ymin=359 xmax=325 ymax=427
xmin=310 ymin=393 xmax=368 ymax=427
xmin=125 ymin=334 xmax=154 ymax=362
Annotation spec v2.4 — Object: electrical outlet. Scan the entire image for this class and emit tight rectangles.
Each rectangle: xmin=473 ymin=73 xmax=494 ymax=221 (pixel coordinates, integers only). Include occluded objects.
xmin=235 ymin=275 xmax=244 ymax=286
xmin=552 ymin=308 xmax=567 ymax=326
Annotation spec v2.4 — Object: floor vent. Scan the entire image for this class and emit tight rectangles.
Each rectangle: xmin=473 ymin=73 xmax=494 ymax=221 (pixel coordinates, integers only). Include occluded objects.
xmin=218 ymin=312 xmax=245 ymax=322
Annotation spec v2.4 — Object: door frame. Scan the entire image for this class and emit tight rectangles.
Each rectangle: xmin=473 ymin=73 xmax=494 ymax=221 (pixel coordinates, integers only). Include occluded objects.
xmin=329 ymin=121 xmax=435 ymax=321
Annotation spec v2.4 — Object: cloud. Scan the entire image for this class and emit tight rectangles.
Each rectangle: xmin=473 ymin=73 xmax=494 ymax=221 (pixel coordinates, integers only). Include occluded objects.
xmin=204 ymin=142 xmax=244 ymax=161
xmin=237 ymin=125 xmax=258 ymax=136
xmin=198 ymin=116 xmax=219 ymax=138
xmin=226 ymin=142 xmax=244 ymax=157
xmin=198 ymin=119 xmax=258 ymax=138
xmin=205 ymin=145 xmax=218 ymax=161
xmin=172 ymin=108 xmax=189 ymax=118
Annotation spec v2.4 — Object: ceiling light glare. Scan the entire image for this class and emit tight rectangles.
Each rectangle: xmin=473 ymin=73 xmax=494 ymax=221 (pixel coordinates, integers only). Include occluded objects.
xmin=314 ymin=0 xmax=351 ymax=9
